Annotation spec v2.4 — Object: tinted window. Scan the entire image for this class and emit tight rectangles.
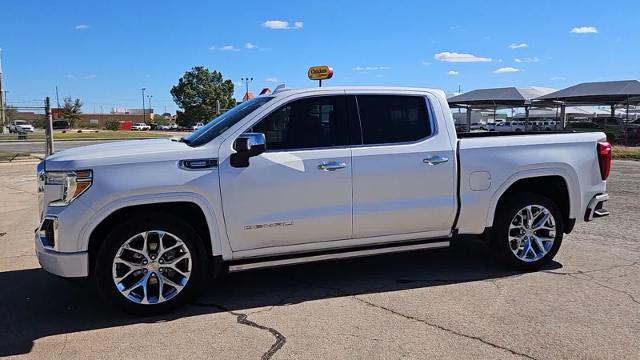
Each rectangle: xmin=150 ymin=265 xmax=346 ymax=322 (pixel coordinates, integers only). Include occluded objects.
xmin=356 ymin=95 xmax=430 ymax=145
xmin=253 ymin=96 xmax=343 ymax=151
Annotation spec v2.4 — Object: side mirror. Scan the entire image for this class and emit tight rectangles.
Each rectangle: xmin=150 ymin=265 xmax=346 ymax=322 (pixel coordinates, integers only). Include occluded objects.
xmin=230 ymin=133 xmax=266 ymax=168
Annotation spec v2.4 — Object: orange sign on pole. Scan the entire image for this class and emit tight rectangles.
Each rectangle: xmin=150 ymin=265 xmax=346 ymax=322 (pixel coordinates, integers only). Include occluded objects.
xmin=308 ymin=65 xmax=333 ymax=87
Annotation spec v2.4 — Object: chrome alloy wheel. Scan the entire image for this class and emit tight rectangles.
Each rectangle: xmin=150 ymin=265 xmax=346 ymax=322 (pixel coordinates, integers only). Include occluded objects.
xmin=112 ymin=230 xmax=192 ymax=304
xmin=508 ymin=205 xmax=556 ymax=262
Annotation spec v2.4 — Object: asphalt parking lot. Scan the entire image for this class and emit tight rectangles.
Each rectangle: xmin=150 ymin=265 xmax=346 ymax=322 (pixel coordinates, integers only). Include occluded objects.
xmin=0 ymin=160 xmax=638 ymax=359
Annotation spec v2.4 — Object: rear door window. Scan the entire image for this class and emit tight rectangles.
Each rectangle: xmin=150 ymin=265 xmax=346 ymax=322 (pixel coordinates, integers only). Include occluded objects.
xmin=356 ymin=95 xmax=431 ymax=145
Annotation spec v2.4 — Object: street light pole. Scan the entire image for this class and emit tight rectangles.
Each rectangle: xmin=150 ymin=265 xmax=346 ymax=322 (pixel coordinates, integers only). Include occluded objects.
xmin=0 ymin=48 xmax=5 ymax=134
xmin=240 ymin=77 xmax=253 ymax=100
xmin=141 ymin=88 xmax=146 ymax=123
xmin=147 ymin=94 xmax=152 ymax=119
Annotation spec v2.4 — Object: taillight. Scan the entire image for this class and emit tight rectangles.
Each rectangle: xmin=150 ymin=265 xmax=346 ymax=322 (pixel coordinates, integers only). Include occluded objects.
xmin=597 ymin=141 xmax=612 ymax=180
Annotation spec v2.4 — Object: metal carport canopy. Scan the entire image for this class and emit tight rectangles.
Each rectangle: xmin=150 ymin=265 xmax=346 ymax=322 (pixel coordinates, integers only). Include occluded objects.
xmin=534 ymin=80 xmax=640 ymax=105
xmin=448 ymin=87 xmax=555 ymax=107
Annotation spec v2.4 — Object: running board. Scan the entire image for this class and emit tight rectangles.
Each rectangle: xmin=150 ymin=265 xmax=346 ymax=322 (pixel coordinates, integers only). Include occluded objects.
xmin=228 ymin=240 xmax=450 ymax=272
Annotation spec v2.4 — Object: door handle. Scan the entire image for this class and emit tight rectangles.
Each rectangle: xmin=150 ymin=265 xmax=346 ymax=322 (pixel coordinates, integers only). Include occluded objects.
xmin=318 ymin=161 xmax=347 ymax=171
xmin=423 ymin=155 xmax=449 ymax=165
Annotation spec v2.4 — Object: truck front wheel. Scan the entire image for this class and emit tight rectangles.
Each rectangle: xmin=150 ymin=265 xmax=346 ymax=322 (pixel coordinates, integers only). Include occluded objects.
xmin=491 ymin=193 xmax=564 ymax=270
xmin=95 ymin=214 xmax=207 ymax=315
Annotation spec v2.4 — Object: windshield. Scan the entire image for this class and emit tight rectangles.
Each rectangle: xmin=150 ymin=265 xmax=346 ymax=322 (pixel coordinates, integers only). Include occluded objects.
xmin=182 ymin=97 xmax=273 ymax=146
xmin=15 ymin=120 xmax=28 ymax=125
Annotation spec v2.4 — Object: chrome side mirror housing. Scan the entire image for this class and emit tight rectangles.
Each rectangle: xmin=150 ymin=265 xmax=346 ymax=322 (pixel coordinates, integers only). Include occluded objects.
xmin=231 ymin=133 xmax=266 ymax=168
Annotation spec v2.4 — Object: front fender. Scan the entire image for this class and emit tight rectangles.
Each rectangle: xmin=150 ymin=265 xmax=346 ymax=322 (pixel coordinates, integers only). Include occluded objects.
xmin=77 ymin=192 xmax=229 ymax=259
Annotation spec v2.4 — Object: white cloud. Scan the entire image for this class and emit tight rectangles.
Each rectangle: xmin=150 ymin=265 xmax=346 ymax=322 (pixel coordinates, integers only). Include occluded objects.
xmin=571 ymin=26 xmax=598 ymax=34
xmin=266 ymin=77 xmax=279 ymax=83
xmin=209 ymin=45 xmax=239 ymax=51
xmin=74 ymin=24 xmax=91 ymax=30
xmin=352 ymin=66 xmax=391 ymax=71
xmin=245 ymin=42 xmax=258 ymax=49
xmin=262 ymin=20 xmax=303 ymax=30
xmin=447 ymin=70 xmax=459 ymax=75
xmin=65 ymin=74 xmax=76 ymax=79
xmin=434 ymin=51 xmax=491 ymax=62
xmin=508 ymin=43 xmax=528 ymax=49
xmin=82 ymin=74 xmax=97 ymax=80
xmin=493 ymin=67 xmax=520 ymax=74
xmin=551 ymin=76 xmax=567 ymax=81
xmin=421 ymin=61 xmax=431 ymax=66
xmin=515 ymin=57 xmax=539 ymax=63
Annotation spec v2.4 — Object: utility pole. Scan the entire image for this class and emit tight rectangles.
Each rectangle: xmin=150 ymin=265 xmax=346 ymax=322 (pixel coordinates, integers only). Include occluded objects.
xmin=241 ymin=77 xmax=253 ymax=101
xmin=147 ymin=94 xmax=152 ymax=119
xmin=55 ymin=86 xmax=61 ymax=108
xmin=141 ymin=88 xmax=146 ymax=123
xmin=45 ymin=97 xmax=54 ymax=156
xmin=0 ymin=48 xmax=6 ymax=134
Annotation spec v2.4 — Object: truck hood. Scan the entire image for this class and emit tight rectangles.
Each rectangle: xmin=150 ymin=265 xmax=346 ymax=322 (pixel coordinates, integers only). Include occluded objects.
xmin=45 ymin=138 xmax=200 ymax=170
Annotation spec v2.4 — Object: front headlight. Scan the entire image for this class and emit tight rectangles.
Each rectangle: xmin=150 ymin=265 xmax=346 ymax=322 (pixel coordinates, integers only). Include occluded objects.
xmin=46 ymin=170 xmax=92 ymax=206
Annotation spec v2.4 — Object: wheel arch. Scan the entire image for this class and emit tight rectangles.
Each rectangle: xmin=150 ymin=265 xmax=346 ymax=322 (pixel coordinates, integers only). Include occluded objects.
xmin=487 ymin=172 xmax=576 ymax=234
xmin=85 ymin=199 xmax=222 ymax=275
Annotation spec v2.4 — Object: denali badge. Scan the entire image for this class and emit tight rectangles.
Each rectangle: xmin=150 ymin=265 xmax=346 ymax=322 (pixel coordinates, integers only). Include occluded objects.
xmin=244 ymin=221 xmax=294 ymax=230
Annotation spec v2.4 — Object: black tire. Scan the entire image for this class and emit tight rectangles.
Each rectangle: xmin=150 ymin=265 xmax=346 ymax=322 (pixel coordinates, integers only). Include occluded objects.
xmin=95 ymin=213 xmax=208 ymax=315
xmin=491 ymin=192 xmax=564 ymax=271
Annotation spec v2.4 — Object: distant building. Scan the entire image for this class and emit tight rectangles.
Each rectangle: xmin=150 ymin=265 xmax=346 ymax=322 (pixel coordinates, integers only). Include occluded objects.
xmin=242 ymin=91 xmax=254 ymax=102
xmin=111 ymin=108 xmax=154 ymax=115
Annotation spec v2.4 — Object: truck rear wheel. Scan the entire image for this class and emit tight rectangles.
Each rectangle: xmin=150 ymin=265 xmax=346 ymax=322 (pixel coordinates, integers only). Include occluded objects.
xmin=95 ymin=214 xmax=207 ymax=315
xmin=491 ymin=192 xmax=564 ymax=270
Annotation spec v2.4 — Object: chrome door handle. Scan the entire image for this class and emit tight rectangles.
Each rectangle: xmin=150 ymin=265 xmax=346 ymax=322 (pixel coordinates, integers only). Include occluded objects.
xmin=318 ymin=161 xmax=347 ymax=171
xmin=423 ymin=155 xmax=449 ymax=165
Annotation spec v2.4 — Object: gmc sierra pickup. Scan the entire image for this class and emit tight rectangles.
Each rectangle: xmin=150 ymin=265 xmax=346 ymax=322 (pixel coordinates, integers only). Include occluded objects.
xmin=35 ymin=86 xmax=611 ymax=314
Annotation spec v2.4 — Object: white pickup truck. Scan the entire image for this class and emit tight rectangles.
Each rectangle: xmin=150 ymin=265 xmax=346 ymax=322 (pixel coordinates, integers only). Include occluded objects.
xmin=35 ymin=86 xmax=611 ymax=314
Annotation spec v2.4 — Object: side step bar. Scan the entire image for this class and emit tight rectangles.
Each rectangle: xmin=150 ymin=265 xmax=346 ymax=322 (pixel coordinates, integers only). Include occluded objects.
xmin=228 ymin=240 xmax=450 ymax=273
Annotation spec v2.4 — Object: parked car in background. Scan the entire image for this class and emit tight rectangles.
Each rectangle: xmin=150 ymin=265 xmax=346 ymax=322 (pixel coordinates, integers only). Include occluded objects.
xmin=8 ymin=120 xmax=35 ymax=133
xmin=36 ymin=86 xmax=611 ymax=314
xmin=470 ymin=122 xmax=484 ymax=131
xmin=533 ymin=120 xmax=558 ymax=131
xmin=159 ymin=123 xmax=179 ymax=130
xmin=192 ymin=122 xmax=204 ymax=131
xmin=566 ymin=119 xmax=640 ymax=144
xmin=52 ymin=120 xmax=71 ymax=130
xmin=131 ymin=123 xmax=151 ymax=131
xmin=495 ymin=121 xmax=525 ymax=132
xmin=567 ymin=122 xmax=622 ymax=143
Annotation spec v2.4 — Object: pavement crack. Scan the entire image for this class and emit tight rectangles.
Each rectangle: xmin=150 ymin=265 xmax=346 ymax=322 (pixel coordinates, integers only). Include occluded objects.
xmin=191 ymin=302 xmax=286 ymax=360
xmin=353 ymin=296 xmax=538 ymax=360
xmin=567 ymin=274 xmax=640 ymax=306
xmin=542 ymin=269 xmax=640 ymax=306
xmin=58 ymin=334 xmax=68 ymax=356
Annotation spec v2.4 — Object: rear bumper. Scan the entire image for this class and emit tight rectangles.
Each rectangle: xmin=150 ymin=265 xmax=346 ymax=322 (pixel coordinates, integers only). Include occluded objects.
xmin=35 ymin=230 xmax=88 ymax=278
xmin=584 ymin=193 xmax=610 ymax=222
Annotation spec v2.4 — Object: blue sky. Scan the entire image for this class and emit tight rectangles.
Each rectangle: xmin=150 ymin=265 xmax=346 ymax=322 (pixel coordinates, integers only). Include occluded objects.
xmin=1 ymin=0 xmax=639 ymax=113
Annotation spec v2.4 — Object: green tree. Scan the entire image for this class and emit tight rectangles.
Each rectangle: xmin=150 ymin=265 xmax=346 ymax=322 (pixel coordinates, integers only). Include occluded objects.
xmin=61 ymin=97 xmax=83 ymax=128
xmin=170 ymin=66 xmax=235 ymax=127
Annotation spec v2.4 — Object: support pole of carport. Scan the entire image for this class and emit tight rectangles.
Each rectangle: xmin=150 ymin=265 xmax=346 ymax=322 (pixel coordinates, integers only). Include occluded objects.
xmin=560 ymin=104 xmax=566 ymax=129
xmin=466 ymin=106 xmax=471 ymax=132
xmin=524 ymin=106 xmax=530 ymax=131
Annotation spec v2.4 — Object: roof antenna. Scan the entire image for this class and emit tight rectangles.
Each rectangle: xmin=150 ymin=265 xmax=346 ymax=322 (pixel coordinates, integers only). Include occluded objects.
xmin=273 ymin=84 xmax=287 ymax=93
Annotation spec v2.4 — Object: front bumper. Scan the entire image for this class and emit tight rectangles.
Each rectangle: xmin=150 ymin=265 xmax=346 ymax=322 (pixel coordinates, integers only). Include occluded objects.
xmin=584 ymin=193 xmax=610 ymax=222
xmin=35 ymin=227 xmax=89 ymax=278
